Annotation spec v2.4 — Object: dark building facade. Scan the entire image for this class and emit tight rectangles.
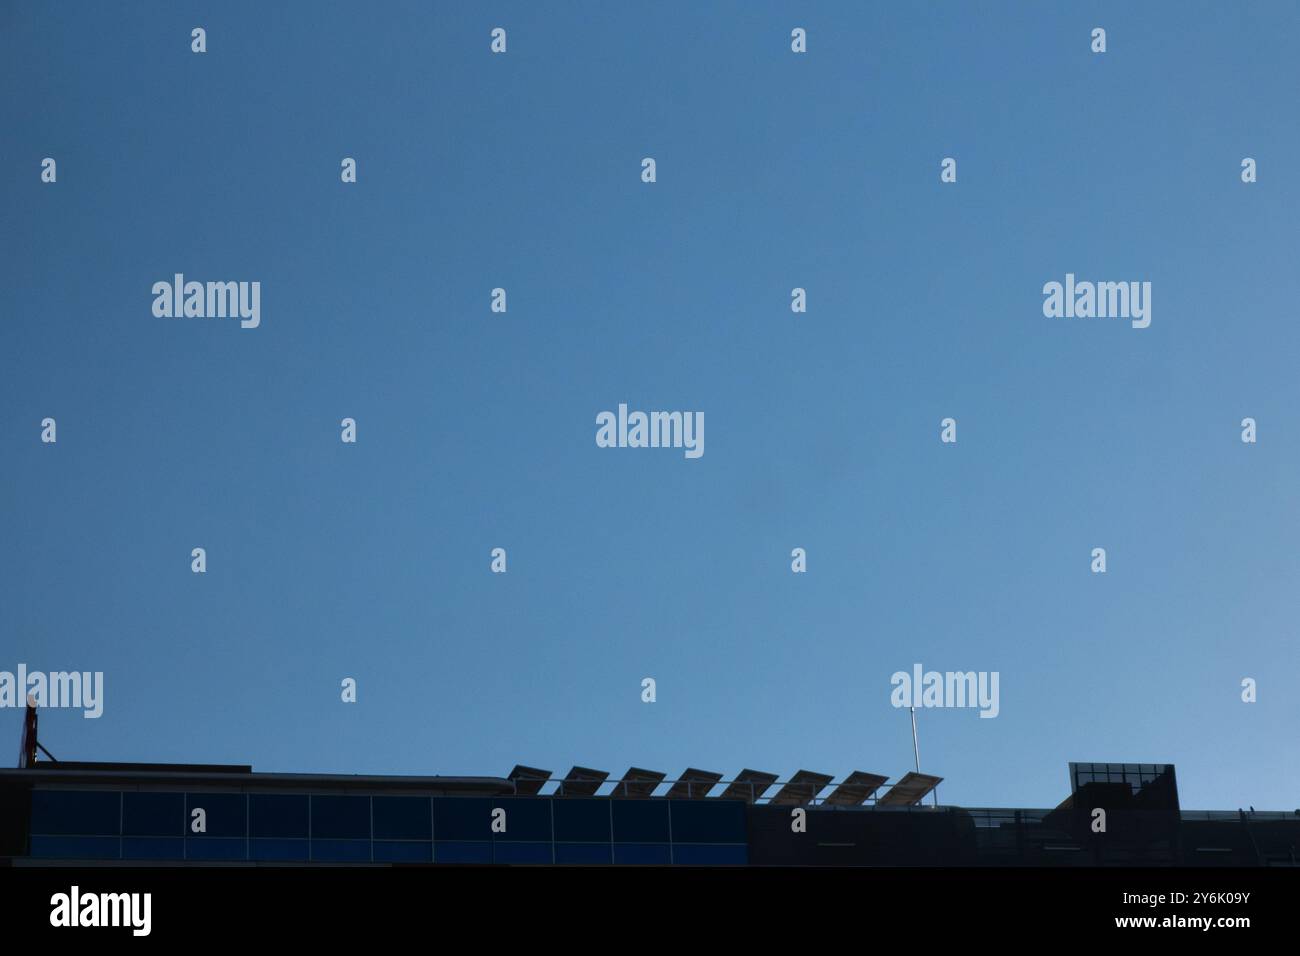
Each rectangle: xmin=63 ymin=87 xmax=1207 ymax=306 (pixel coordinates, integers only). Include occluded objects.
xmin=2 ymin=759 xmax=1297 ymax=867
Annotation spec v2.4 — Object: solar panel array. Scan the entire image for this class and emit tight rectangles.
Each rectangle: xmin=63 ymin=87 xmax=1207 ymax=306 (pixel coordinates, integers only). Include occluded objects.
xmin=508 ymin=766 xmax=943 ymax=806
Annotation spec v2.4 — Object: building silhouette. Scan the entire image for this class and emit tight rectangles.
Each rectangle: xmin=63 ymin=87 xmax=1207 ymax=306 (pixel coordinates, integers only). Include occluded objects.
xmin=5 ymin=705 xmax=1296 ymax=866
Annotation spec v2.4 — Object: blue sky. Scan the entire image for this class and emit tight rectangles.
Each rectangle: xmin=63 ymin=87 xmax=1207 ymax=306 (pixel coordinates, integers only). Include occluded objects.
xmin=2 ymin=1 xmax=1297 ymax=812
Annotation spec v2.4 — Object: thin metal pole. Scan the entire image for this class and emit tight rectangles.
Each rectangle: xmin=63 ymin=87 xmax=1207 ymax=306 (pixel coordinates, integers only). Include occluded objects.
xmin=909 ymin=706 xmax=921 ymax=773
xmin=909 ymin=706 xmax=940 ymax=808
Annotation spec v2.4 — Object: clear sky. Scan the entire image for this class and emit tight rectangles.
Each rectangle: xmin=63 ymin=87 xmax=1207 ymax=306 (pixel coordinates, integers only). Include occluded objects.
xmin=2 ymin=1 xmax=1297 ymax=812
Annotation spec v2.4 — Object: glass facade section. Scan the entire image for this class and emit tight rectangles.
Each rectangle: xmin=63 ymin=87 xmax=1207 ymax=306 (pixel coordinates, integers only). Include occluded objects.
xmin=25 ymin=788 xmax=747 ymax=866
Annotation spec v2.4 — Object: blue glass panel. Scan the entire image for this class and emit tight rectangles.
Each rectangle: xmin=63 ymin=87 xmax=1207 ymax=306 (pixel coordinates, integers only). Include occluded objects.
xmin=30 ymin=790 xmax=120 ymax=835
xmin=249 ymin=838 xmax=309 ymax=861
xmin=492 ymin=798 xmax=552 ymax=841
xmin=311 ymin=839 xmax=371 ymax=862
xmin=669 ymin=800 xmax=747 ymax=843
xmin=432 ymin=798 xmax=492 ymax=840
xmin=373 ymin=796 xmax=431 ymax=840
xmin=311 ymin=795 xmax=370 ymax=839
xmin=614 ymin=843 xmax=671 ymax=865
xmin=493 ymin=841 xmax=552 ymax=864
xmin=555 ymin=842 xmax=612 ymax=865
xmin=671 ymin=843 xmax=748 ymax=865
xmin=29 ymin=835 xmax=120 ymax=860
xmin=613 ymin=800 xmax=670 ymax=842
xmin=553 ymin=799 xmax=611 ymax=842
xmin=185 ymin=837 xmax=246 ymax=861
xmin=434 ymin=840 xmax=492 ymax=863
xmin=373 ymin=841 xmax=432 ymax=863
xmin=186 ymin=793 xmax=247 ymax=838
xmin=123 ymin=792 xmax=185 ymax=836
xmin=123 ymin=837 xmax=184 ymax=860
xmin=249 ymin=794 xmax=308 ymax=838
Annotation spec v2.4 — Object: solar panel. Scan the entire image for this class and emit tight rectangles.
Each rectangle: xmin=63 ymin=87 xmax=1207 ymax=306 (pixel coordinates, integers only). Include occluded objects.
xmin=507 ymin=765 xmax=552 ymax=796
xmin=664 ymin=768 xmax=723 ymax=800
xmin=610 ymin=767 xmax=666 ymax=799
xmin=557 ymin=766 xmax=608 ymax=797
xmin=877 ymin=772 xmax=943 ymax=806
xmin=719 ymin=769 xmax=779 ymax=803
xmin=823 ymin=771 xmax=889 ymax=806
xmin=770 ymin=770 xmax=834 ymax=805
